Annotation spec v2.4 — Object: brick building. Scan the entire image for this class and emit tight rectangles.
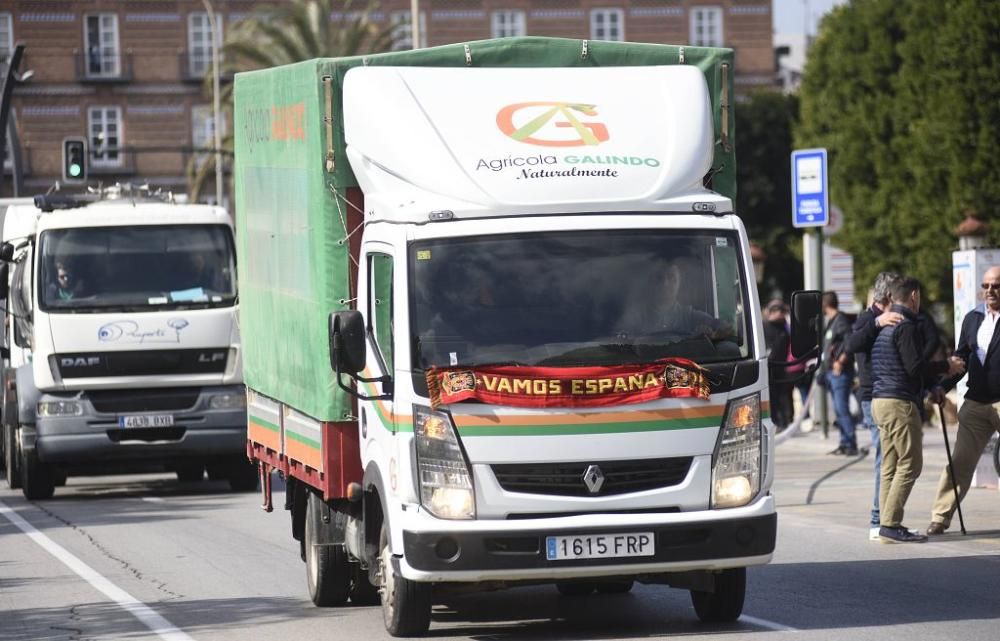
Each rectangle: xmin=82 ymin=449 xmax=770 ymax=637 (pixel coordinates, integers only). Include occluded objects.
xmin=0 ymin=0 xmax=773 ymax=202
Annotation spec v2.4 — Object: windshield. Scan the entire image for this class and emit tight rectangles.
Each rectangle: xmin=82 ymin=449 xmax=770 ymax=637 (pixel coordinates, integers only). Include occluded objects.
xmin=39 ymin=224 xmax=236 ymax=311
xmin=410 ymin=230 xmax=750 ymax=369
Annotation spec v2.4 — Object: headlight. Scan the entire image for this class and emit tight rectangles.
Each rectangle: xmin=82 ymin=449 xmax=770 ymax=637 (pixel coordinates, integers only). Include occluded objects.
xmin=413 ymin=405 xmax=475 ymax=519
xmin=711 ymin=394 xmax=761 ymax=509
xmin=37 ymin=400 xmax=84 ymax=417
xmin=209 ymin=392 xmax=247 ymax=410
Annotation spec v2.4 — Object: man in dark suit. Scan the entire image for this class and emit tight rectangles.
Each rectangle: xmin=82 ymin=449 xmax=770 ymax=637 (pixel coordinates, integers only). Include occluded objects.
xmin=927 ymin=265 xmax=1000 ymax=535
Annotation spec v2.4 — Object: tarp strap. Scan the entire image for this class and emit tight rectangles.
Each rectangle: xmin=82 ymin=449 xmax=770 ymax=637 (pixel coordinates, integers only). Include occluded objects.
xmin=330 ymin=185 xmax=365 ymax=302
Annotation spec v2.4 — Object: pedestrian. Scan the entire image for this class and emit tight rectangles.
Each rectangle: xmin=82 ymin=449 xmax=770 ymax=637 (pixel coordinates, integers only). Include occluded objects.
xmin=763 ymin=299 xmax=793 ymax=429
xmin=842 ymin=272 xmax=903 ymax=540
xmin=871 ymin=277 xmax=963 ymax=543
xmin=926 ymin=266 xmax=1000 ymax=535
xmin=821 ymin=291 xmax=858 ymax=455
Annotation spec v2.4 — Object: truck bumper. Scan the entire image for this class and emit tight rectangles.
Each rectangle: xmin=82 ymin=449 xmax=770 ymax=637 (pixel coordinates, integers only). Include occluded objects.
xmin=397 ymin=495 xmax=776 ymax=582
xmin=29 ymin=385 xmax=247 ymax=465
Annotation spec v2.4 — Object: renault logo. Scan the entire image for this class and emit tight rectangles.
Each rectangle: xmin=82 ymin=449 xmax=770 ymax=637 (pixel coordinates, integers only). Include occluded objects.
xmin=582 ymin=464 xmax=605 ymax=494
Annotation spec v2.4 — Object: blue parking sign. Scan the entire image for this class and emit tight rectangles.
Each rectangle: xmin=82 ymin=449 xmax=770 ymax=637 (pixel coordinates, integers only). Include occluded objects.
xmin=791 ymin=148 xmax=829 ymax=228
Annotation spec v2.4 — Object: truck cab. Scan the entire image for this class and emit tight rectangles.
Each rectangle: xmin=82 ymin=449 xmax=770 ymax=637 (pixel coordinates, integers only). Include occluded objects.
xmin=1 ymin=187 xmax=254 ymax=498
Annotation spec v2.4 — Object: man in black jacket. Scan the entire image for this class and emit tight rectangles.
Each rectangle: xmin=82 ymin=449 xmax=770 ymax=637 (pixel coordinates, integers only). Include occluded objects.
xmin=843 ymin=272 xmax=902 ymax=539
xmin=871 ymin=277 xmax=964 ymax=543
xmin=822 ymin=291 xmax=857 ymax=454
xmin=926 ymin=266 xmax=1000 ymax=535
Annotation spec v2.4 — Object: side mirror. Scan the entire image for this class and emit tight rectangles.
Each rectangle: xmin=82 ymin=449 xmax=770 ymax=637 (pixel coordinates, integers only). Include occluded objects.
xmin=0 ymin=242 xmax=13 ymax=262
xmin=0 ymin=263 xmax=7 ymax=299
xmin=329 ymin=311 xmax=366 ymax=374
xmin=789 ymin=290 xmax=821 ymax=358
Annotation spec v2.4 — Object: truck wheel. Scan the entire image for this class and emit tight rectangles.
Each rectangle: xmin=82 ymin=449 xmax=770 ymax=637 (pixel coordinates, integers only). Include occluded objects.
xmin=556 ymin=582 xmax=595 ymax=596
xmin=596 ymin=580 xmax=634 ymax=594
xmin=4 ymin=424 xmax=21 ymax=490
xmin=21 ymin=445 xmax=55 ymax=500
xmin=305 ymin=493 xmax=349 ymax=606
xmin=349 ymin=562 xmax=381 ymax=605
xmin=379 ymin=522 xmax=431 ymax=636
xmin=175 ymin=463 xmax=205 ymax=482
xmin=227 ymin=458 xmax=259 ymax=492
xmin=690 ymin=568 xmax=746 ymax=623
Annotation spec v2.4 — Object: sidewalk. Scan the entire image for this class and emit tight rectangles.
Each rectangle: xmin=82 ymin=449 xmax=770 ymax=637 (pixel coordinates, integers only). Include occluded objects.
xmin=774 ymin=416 xmax=1000 ymax=539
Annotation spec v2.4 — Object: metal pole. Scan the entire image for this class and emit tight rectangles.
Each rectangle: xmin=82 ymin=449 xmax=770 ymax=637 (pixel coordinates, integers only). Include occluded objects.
xmin=0 ymin=45 xmax=25 ymax=198
xmin=815 ymin=227 xmax=828 ymax=438
xmin=410 ymin=0 xmax=420 ymax=49
xmin=203 ymin=0 xmax=223 ymax=207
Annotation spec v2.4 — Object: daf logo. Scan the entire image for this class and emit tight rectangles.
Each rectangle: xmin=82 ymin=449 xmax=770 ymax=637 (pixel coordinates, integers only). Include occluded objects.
xmin=582 ymin=464 xmax=605 ymax=494
xmin=198 ymin=352 xmax=226 ymax=363
xmin=61 ymin=356 xmax=100 ymax=368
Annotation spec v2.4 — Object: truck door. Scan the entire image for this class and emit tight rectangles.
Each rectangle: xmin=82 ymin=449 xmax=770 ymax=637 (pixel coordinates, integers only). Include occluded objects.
xmin=362 ymin=245 xmax=396 ymax=434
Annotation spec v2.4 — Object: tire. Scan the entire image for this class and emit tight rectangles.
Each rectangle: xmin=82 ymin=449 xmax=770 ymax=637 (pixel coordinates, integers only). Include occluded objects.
xmin=556 ymin=582 xmax=595 ymax=596
xmin=305 ymin=492 xmax=350 ymax=606
xmin=21 ymin=445 xmax=55 ymax=500
xmin=175 ymin=463 xmax=205 ymax=483
xmin=379 ymin=522 xmax=431 ymax=636
xmin=4 ymin=424 xmax=20 ymax=490
xmin=227 ymin=458 xmax=260 ymax=492
xmin=595 ymin=580 xmax=634 ymax=594
xmin=992 ymin=435 xmax=1000 ymax=478
xmin=349 ymin=562 xmax=381 ymax=605
xmin=690 ymin=568 xmax=746 ymax=623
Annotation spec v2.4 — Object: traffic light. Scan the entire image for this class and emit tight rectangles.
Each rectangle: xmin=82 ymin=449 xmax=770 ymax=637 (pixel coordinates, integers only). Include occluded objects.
xmin=62 ymin=137 xmax=87 ymax=183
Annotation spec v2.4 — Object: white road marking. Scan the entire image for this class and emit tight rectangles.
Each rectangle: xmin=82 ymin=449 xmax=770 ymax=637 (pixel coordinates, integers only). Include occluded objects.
xmin=142 ymin=497 xmax=165 ymax=503
xmin=741 ymin=614 xmax=798 ymax=631
xmin=0 ymin=499 xmax=195 ymax=641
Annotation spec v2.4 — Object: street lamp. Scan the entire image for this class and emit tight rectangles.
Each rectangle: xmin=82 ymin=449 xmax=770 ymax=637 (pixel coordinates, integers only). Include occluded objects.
xmin=203 ymin=0 xmax=223 ymax=208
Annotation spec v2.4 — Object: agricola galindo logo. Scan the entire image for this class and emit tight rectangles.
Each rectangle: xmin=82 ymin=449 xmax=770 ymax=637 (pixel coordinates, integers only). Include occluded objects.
xmin=496 ymin=102 xmax=610 ymax=147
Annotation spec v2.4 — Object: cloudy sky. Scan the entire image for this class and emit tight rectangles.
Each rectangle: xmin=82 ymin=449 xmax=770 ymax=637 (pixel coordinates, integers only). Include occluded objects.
xmin=773 ymin=0 xmax=848 ymax=35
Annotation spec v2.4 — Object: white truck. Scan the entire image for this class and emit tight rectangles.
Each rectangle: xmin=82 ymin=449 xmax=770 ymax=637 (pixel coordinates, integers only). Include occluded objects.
xmin=235 ymin=38 xmax=819 ymax=636
xmin=0 ymin=186 xmax=254 ymax=499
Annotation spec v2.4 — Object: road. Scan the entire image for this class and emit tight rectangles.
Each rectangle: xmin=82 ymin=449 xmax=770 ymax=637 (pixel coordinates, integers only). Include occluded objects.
xmin=2 ymin=422 xmax=999 ymax=641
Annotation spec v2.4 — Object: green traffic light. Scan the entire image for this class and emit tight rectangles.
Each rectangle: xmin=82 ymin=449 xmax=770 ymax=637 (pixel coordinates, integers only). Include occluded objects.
xmin=69 ymin=164 xmax=82 ymax=178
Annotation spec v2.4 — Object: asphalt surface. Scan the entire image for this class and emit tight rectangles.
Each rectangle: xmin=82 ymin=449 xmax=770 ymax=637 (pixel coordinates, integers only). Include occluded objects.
xmin=1 ymin=418 xmax=998 ymax=641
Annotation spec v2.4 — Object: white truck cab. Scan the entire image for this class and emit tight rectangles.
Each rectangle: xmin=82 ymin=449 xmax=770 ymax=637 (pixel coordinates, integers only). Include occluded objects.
xmin=1 ymin=187 xmax=253 ymax=499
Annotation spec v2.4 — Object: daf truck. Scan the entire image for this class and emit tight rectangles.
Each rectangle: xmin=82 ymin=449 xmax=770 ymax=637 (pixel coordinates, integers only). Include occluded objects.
xmin=234 ymin=37 xmax=819 ymax=636
xmin=1 ymin=186 xmax=254 ymax=499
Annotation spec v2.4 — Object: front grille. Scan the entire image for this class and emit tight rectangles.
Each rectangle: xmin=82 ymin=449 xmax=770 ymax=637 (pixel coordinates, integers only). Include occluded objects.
xmin=90 ymin=388 xmax=201 ymax=413
xmin=492 ymin=457 xmax=693 ymax=497
xmin=57 ymin=349 xmax=228 ymax=378
xmin=107 ymin=427 xmax=187 ymax=443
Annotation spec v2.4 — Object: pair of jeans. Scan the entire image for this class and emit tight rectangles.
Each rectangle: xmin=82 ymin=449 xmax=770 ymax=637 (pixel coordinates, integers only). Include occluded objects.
xmin=862 ymin=400 xmax=881 ymax=527
xmin=827 ymin=372 xmax=857 ymax=450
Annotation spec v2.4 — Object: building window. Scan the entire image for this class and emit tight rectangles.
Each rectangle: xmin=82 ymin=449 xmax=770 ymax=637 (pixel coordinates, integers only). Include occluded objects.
xmin=391 ymin=11 xmax=427 ymax=51
xmin=191 ymin=105 xmax=223 ymax=168
xmin=188 ymin=12 xmax=222 ymax=78
xmin=0 ymin=13 xmax=13 ymax=66
xmin=492 ymin=10 xmax=526 ymax=38
xmin=590 ymin=8 xmax=624 ymax=42
xmin=690 ymin=6 xmax=723 ymax=47
xmin=88 ymin=106 xmax=122 ymax=167
xmin=84 ymin=14 xmax=120 ymax=77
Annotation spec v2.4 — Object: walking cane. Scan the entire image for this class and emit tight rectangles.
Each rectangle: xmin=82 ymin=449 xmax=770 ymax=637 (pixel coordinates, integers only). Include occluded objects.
xmin=937 ymin=403 xmax=967 ymax=535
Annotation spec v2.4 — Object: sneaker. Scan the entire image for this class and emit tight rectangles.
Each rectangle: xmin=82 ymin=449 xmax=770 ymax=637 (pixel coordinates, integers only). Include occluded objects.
xmin=828 ymin=446 xmax=848 ymax=455
xmin=869 ymin=526 xmax=881 ymax=541
xmin=843 ymin=447 xmax=859 ymax=456
xmin=879 ymin=526 xmax=928 ymax=543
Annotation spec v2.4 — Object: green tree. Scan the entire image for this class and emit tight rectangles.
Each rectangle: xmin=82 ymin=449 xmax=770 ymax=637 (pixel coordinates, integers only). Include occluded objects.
xmin=188 ymin=0 xmax=393 ymax=202
xmin=796 ymin=0 xmax=1000 ymax=302
xmin=735 ymin=90 xmax=802 ymax=301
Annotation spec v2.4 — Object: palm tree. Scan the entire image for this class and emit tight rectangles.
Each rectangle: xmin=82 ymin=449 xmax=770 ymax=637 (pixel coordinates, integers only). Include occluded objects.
xmin=188 ymin=0 xmax=394 ymax=202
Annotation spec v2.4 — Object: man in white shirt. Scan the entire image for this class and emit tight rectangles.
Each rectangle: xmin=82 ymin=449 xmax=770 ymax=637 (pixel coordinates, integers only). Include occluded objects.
xmin=927 ymin=266 xmax=1000 ymax=534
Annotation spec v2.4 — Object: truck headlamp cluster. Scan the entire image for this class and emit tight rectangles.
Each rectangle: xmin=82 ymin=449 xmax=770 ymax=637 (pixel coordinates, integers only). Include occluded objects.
xmin=413 ymin=405 xmax=475 ymax=520
xmin=37 ymin=400 xmax=84 ymax=417
xmin=209 ymin=392 xmax=247 ymax=410
xmin=711 ymin=394 xmax=761 ymax=509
